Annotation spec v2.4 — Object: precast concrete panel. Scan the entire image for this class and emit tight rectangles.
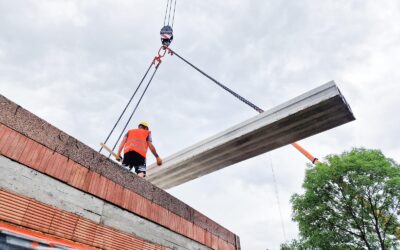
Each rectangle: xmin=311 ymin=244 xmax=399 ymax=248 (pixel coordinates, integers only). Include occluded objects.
xmin=146 ymin=81 xmax=355 ymax=189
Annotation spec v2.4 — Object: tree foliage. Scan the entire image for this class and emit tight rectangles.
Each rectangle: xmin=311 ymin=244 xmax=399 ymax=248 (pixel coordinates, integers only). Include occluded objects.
xmin=286 ymin=148 xmax=400 ymax=250
xmin=280 ymin=239 xmax=314 ymax=250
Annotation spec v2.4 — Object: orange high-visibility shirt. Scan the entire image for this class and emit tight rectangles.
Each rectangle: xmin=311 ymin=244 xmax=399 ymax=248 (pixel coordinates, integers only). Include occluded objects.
xmin=124 ymin=129 xmax=150 ymax=158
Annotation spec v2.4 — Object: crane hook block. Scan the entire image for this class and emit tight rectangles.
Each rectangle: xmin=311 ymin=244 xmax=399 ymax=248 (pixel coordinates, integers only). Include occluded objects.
xmin=160 ymin=25 xmax=173 ymax=46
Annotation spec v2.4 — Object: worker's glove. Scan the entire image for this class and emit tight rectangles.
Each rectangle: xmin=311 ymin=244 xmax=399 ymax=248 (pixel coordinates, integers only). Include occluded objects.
xmin=156 ymin=156 xmax=162 ymax=166
xmin=116 ymin=155 xmax=122 ymax=162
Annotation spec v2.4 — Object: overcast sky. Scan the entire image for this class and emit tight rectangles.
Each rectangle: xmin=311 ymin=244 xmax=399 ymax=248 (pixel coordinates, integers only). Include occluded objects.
xmin=1 ymin=1 xmax=399 ymax=249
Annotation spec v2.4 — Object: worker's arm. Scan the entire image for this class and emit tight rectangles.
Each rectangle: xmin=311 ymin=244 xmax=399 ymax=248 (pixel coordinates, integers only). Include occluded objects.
xmin=148 ymin=141 xmax=162 ymax=166
xmin=116 ymin=134 xmax=128 ymax=161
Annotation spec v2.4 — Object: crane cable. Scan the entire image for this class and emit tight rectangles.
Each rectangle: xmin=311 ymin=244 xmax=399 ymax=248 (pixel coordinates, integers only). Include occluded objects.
xmin=100 ymin=0 xmax=177 ymax=156
xmin=165 ymin=45 xmax=298 ymax=243
xmin=163 ymin=0 xmax=177 ymax=27
xmin=166 ymin=45 xmax=292 ymax=241
xmin=108 ymin=62 xmax=161 ymax=157
xmin=100 ymin=1 xmax=312 ymax=243
xmin=165 ymin=46 xmax=319 ymax=164
xmin=99 ymin=47 xmax=170 ymax=156
xmin=269 ymin=154 xmax=287 ymax=241
xmin=168 ymin=48 xmax=264 ymax=113
xmin=98 ymin=60 xmax=154 ymax=154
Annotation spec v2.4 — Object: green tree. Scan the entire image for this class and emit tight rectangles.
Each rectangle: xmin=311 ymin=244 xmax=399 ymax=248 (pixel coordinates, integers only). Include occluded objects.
xmin=287 ymin=148 xmax=400 ymax=250
xmin=280 ymin=239 xmax=314 ymax=250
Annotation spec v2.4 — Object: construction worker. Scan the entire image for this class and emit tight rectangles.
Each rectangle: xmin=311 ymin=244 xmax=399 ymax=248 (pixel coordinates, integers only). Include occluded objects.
xmin=116 ymin=121 xmax=162 ymax=178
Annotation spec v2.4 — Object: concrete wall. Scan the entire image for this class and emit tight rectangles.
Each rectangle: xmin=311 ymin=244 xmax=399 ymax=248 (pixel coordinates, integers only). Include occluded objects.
xmin=0 ymin=95 xmax=240 ymax=250
xmin=0 ymin=155 xmax=210 ymax=250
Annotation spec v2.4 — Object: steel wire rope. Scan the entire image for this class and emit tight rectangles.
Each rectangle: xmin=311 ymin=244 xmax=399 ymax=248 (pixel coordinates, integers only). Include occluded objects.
xmin=167 ymin=0 xmax=173 ymax=25
xmin=99 ymin=61 xmax=154 ymax=153
xmin=168 ymin=48 xmax=265 ymax=113
xmin=168 ymin=48 xmax=318 ymax=161
xmin=163 ymin=0 xmax=171 ymax=26
xmin=108 ymin=64 xmax=161 ymax=158
xmin=171 ymin=0 xmax=177 ymax=27
xmin=268 ymin=154 xmax=287 ymax=241
xmin=169 ymin=48 xmax=290 ymax=240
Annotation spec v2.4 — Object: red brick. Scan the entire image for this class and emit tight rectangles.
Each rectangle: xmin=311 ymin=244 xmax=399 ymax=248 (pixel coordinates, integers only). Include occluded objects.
xmin=87 ymin=172 xmax=101 ymax=196
xmin=205 ymin=230 xmax=213 ymax=248
xmin=178 ymin=218 xmax=194 ymax=240
xmin=99 ymin=177 xmax=109 ymax=197
xmin=129 ymin=194 xmax=149 ymax=218
xmin=211 ymin=234 xmax=219 ymax=249
xmin=218 ymin=238 xmax=231 ymax=250
xmin=82 ymin=171 xmax=95 ymax=192
xmin=5 ymin=133 xmax=26 ymax=160
xmin=99 ymin=227 xmax=129 ymax=250
xmin=49 ymin=210 xmax=78 ymax=239
xmin=95 ymin=175 xmax=108 ymax=199
xmin=26 ymin=143 xmax=50 ymax=171
xmin=105 ymin=180 xmax=116 ymax=202
xmin=99 ymin=226 xmax=131 ymax=250
xmin=88 ymin=173 xmax=107 ymax=199
xmin=35 ymin=146 xmax=53 ymax=172
xmin=56 ymin=156 xmax=69 ymax=181
xmin=121 ymin=189 xmax=131 ymax=210
xmin=126 ymin=191 xmax=142 ymax=213
xmin=113 ymin=184 xmax=124 ymax=205
xmin=157 ymin=207 xmax=170 ymax=229
xmin=166 ymin=212 xmax=180 ymax=232
xmin=0 ymin=129 xmax=17 ymax=155
xmin=150 ymin=204 xmax=170 ymax=228
xmin=228 ymin=242 xmax=236 ymax=250
xmin=42 ymin=150 xmax=58 ymax=174
xmin=148 ymin=203 xmax=161 ymax=223
xmin=66 ymin=162 xmax=80 ymax=185
xmin=45 ymin=153 xmax=68 ymax=180
xmin=0 ymin=127 xmax=7 ymax=153
xmin=3 ymin=131 xmax=21 ymax=157
xmin=91 ymin=226 xmax=105 ymax=249
xmin=21 ymin=201 xmax=56 ymax=233
xmin=0 ymin=124 xmax=7 ymax=139
xmin=0 ymin=186 xmax=169 ymax=250
xmin=29 ymin=144 xmax=47 ymax=171
xmin=105 ymin=228 xmax=133 ymax=250
xmin=193 ymin=225 xmax=206 ymax=245
xmin=139 ymin=195 xmax=151 ymax=219
xmin=0 ymin=127 xmax=13 ymax=153
xmin=73 ymin=218 xmax=98 ymax=246
xmin=59 ymin=159 xmax=74 ymax=183
xmin=44 ymin=152 xmax=61 ymax=176
xmin=68 ymin=163 xmax=88 ymax=190
xmin=0 ymin=190 xmax=30 ymax=225
xmin=25 ymin=143 xmax=41 ymax=166
xmin=174 ymin=216 xmax=184 ymax=235
xmin=18 ymin=140 xmax=35 ymax=165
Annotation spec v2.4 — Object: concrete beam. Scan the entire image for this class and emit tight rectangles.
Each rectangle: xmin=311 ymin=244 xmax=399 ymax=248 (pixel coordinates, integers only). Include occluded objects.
xmin=147 ymin=81 xmax=355 ymax=189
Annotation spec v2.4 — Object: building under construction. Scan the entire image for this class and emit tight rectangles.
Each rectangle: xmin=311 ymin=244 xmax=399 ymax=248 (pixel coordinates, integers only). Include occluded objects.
xmin=0 ymin=80 xmax=354 ymax=249
xmin=0 ymin=94 xmax=241 ymax=250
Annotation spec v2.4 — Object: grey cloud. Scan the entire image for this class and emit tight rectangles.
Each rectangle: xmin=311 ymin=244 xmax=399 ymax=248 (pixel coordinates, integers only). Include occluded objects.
xmin=1 ymin=1 xmax=400 ymax=249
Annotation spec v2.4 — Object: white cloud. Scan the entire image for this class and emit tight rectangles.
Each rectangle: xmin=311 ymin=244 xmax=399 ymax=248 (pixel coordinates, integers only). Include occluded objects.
xmin=1 ymin=1 xmax=400 ymax=249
